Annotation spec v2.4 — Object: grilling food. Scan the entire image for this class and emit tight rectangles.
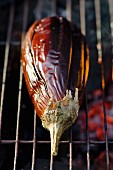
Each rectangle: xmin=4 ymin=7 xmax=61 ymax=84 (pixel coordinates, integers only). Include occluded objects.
xmin=22 ymin=16 xmax=89 ymax=156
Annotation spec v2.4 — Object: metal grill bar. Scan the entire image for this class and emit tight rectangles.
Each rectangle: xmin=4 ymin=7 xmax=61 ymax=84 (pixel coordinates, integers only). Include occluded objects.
xmin=37 ymin=0 xmax=43 ymax=20
xmin=66 ymin=0 xmax=71 ymax=22
xmin=0 ymin=41 xmax=20 ymax=46
xmin=69 ymin=131 xmax=72 ymax=170
xmin=108 ymin=0 xmax=113 ymax=53
xmin=102 ymin=89 xmax=110 ymax=170
xmin=94 ymin=0 xmax=102 ymax=62
xmin=31 ymin=111 xmax=37 ymax=170
xmin=0 ymin=4 xmax=14 ymax=140
xmin=31 ymin=0 xmax=44 ymax=169
xmin=13 ymin=0 xmax=29 ymax=169
xmin=50 ymin=1 xmax=57 ymax=169
xmin=85 ymin=93 xmax=90 ymax=170
xmin=2 ymin=139 xmax=113 ymax=144
xmin=80 ymin=1 xmax=90 ymax=170
xmin=94 ymin=0 xmax=110 ymax=170
xmin=66 ymin=1 xmax=73 ymax=169
xmin=108 ymin=0 xmax=113 ymax=81
xmin=51 ymin=0 xmax=57 ymax=16
xmin=112 ymin=59 xmax=113 ymax=81
xmin=80 ymin=0 xmax=85 ymax=35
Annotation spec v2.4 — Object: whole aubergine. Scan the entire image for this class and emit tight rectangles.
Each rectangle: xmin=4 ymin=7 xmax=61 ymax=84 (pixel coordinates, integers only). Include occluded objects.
xmin=22 ymin=16 xmax=89 ymax=156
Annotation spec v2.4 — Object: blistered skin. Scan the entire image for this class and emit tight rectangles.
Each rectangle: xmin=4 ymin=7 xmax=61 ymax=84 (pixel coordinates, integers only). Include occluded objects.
xmin=22 ymin=16 xmax=89 ymax=155
xmin=22 ymin=16 xmax=89 ymax=118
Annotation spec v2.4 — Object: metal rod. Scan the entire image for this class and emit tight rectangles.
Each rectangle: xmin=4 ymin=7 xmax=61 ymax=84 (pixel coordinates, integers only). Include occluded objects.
xmin=80 ymin=0 xmax=85 ymax=35
xmin=94 ymin=0 xmax=102 ymax=63
xmin=66 ymin=0 xmax=72 ymax=21
xmin=51 ymin=0 xmax=57 ymax=16
xmin=112 ymin=59 xmax=113 ymax=81
xmin=0 ymin=41 xmax=20 ymax=46
xmin=80 ymin=1 xmax=90 ymax=170
xmin=85 ymin=92 xmax=90 ymax=170
xmin=37 ymin=0 xmax=43 ymax=20
xmin=102 ymin=89 xmax=110 ymax=170
xmin=13 ymin=0 xmax=29 ymax=169
xmin=66 ymin=1 xmax=72 ymax=169
xmin=69 ymin=130 xmax=73 ymax=170
xmin=50 ymin=0 xmax=60 ymax=163
xmin=100 ymin=59 xmax=110 ymax=170
xmin=50 ymin=0 xmax=56 ymax=170
xmin=108 ymin=0 xmax=113 ymax=53
xmin=94 ymin=0 xmax=110 ymax=169
xmin=31 ymin=111 xmax=37 ymax=170
xmin=31 ymin=0 xmax=43 ymax=168
xmin=0 ymin=3 xmax=15 ymax=140
xmin=2 ymin=139 xmax=113 ymax=144
xmin=108 ymin=0 xmax=113 ymax=81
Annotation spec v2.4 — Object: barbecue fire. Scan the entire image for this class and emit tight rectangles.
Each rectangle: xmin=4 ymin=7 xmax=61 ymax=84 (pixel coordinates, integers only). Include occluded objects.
xmin=76 ymin=87 xmax=113 ymax=141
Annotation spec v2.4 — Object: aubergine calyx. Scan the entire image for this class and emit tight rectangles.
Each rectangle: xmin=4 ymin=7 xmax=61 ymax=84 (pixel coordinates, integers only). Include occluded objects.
xmin=41 ymin=88 xmax=79 ymax=156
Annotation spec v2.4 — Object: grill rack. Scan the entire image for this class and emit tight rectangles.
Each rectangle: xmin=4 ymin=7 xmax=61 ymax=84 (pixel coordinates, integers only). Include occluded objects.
xmin=0 ymin=0 xmax=113 ymax=169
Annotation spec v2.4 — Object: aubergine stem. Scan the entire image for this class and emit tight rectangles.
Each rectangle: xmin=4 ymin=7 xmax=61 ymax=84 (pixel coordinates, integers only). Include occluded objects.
xmin=49 ymin=123 xmax=63 ymax=156
xmin=41 ymin=88 xmax=79 ymax=156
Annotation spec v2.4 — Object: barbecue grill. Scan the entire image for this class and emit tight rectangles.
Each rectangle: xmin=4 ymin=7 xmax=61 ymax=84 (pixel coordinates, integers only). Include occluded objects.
xmin=0 ymin=0 xmax=113 ymax=169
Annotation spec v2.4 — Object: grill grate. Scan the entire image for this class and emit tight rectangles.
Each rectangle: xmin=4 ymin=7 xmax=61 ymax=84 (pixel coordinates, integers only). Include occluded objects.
xmin=0 ymin=0 xmax=113 ymax=169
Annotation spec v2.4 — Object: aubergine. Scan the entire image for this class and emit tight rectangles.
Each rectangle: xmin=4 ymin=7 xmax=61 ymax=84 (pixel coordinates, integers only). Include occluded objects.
xmin=22 ymin=16 xmax=89 ymax=156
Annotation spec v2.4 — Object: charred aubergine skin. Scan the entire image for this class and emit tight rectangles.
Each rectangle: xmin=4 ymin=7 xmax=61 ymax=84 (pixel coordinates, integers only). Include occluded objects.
xmin=22 ymin=16 xmax=89 ymax=156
